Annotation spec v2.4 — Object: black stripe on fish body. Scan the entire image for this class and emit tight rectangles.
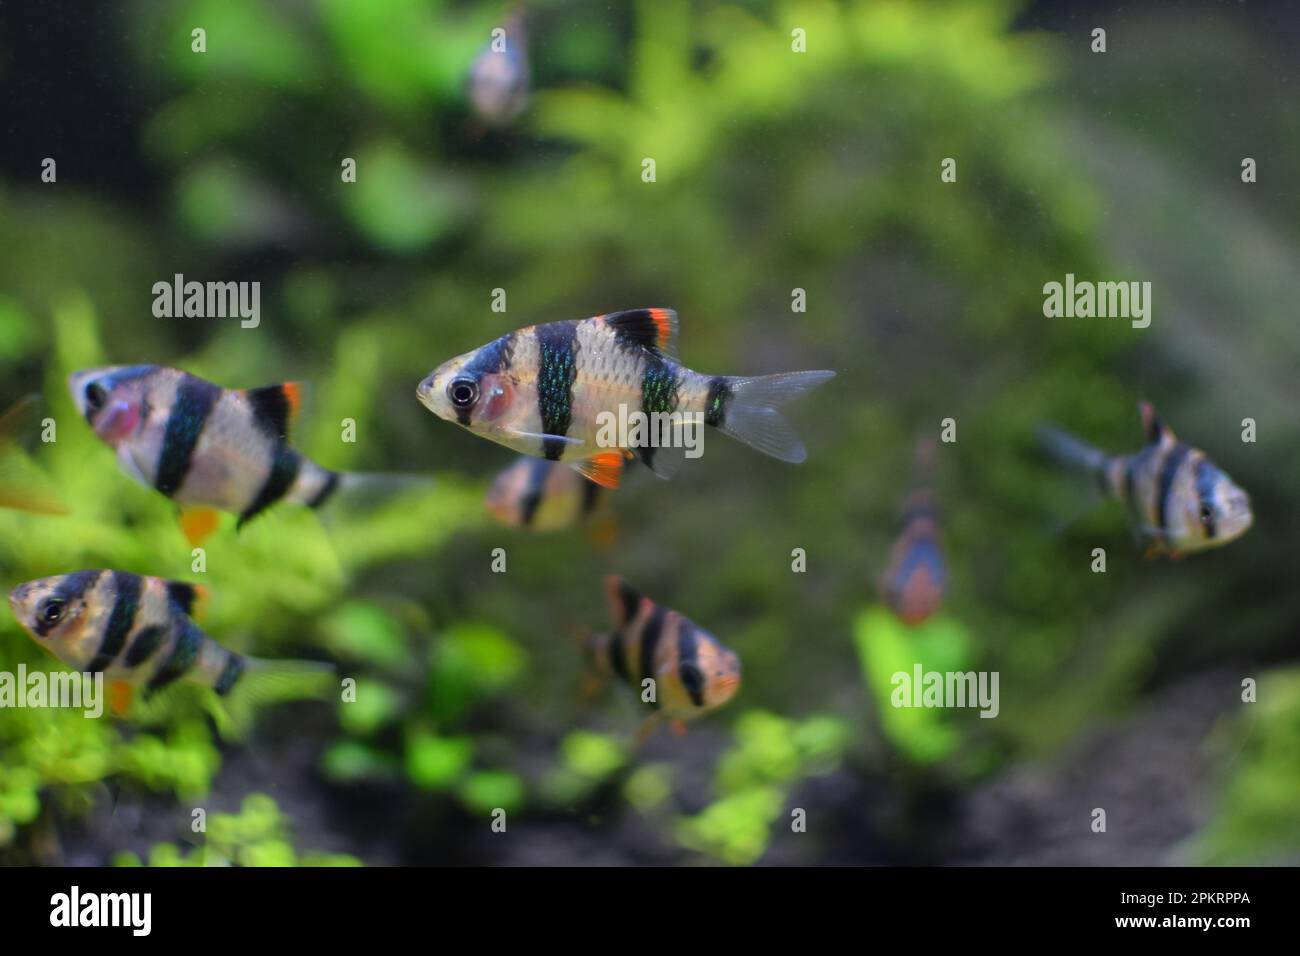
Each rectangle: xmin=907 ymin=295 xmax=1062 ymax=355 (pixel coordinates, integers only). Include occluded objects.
xmin=35 ymin=571 xmax=102 ymax=637
xmin=534 ymin=323 xmax=579 ymax=461
xmin=307 ymin=470 xmax=341 ymax=510
xmin=122 ymin=625 xmax=166 ymax=669
xmin=1155 ymin=443 xmax=1192 ymax=533
xmin=245 ymin=385 xmax=293 ymax=440
xmin=638 ymin=356 xmax=682 ymax=470
xmin=519 ymin=458 xmax=551 ymax=526
xmin=146 ymin=619 xmax=206 ymax=694
xmin=213 ymin=652 xmax=246 ymax=696
xmin=86 ymin=571 xmax=142 ymax=672
xmin=639 ymin=604 xmax=665 ymax=708
xmin=155 ymin=375 xmax=222 ymax=497
xmin=165 ymin=581 xmax=201 ymax=617
xmin=237 ymin=445 xmax=302 ymax=528
xmin=704 ymin=377 xmax=731 ymax=428
xmin=1194 ymin=454 xmax=1218 ymax=539
xmin=615 ymin=579 xmax=641 ymax=626
xmin=677 ymin=623 xmax=705 ymax=707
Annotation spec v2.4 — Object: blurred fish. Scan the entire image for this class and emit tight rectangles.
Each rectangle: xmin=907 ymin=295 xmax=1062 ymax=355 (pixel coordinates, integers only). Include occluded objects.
xmin=8 ymin=570 xmax=332 ymax=724
xmin=587 ymin=575 xmax=741 ymax=740
xmin=71 ymin=365 xmax=360 ymax=545
xmin=417 ymin=308 xmax=834 ymax=487
xmin=1039 ymin=401 xmax=1253 ymax=557
xmin=880 ymin=439 xmax=946 ymax=625
xmin=486 ymin=454 xmax=612 ymax=531
xmin=467 ymin=8 xmax=529 ymax=126
xmin=0 ymin=396 xmax=67 ymax=515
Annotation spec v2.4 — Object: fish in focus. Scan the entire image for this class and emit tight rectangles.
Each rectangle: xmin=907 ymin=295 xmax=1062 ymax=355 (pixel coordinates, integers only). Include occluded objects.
xmin=417 ymin=308 xmax=834 ymax=487
xmin=880 ymin=438 xmax=946 ymax=625
xmin=0 ymin=396 xmax=67 ymax=515
xmin=8 ymin=570 xmax=331 ymax=723
xmin=1038 ymin=401 xmax=1253 ymax=557
xmin=70 ymin=365 xmax=345 ymax=545
xmin=467 ymin=8 xmax=529 ymax=126
xmin=486 ymin=454 xmax=611 ymax=531
xmin=587 ymin=575 xmax=741 ymax=738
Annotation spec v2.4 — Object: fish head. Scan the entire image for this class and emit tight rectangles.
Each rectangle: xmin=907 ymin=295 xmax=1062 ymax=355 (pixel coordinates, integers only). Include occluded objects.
xmin=1185 ymin=457 xmax=1253 ymax=550
xmin=69 ymin=365 xmax=158 ymax=446
xmin=9 ymin=572 xmax=99 ymax=654
xmin=691 ymin=638 xmax=742 ymax=713
xmin=418 ymin=345 xmax=519 ymax=436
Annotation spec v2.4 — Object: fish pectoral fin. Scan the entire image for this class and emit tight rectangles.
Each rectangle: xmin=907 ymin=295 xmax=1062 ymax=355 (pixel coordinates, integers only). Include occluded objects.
xmin=505 ymin=429 xmax=584 ymax=446
xmin=108 ymin=680 xmax=134 ymax=717
xmin=572 ymin=452 xmax=624 ymax=489
xmin=118 ymin=445 xmax=152 ymax=487
xmin=178 ymin=506 xmax=223 ymax=547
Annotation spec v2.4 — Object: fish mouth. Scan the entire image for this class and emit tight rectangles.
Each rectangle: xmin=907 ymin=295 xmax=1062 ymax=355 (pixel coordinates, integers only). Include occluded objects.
xmin=415 ymin=374 xmax=440 ymax=414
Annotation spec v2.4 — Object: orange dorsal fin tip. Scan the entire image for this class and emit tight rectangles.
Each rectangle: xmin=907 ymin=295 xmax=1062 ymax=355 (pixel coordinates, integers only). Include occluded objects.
xmin=179 ymin=506 xmax=222 ymax=547
xmin=109 ymin=681 xmax=134 ymax=717
xmin=244 ymin=382 xmax=304 ymax=439
xmin=574 ymin=452 xmax=623 ymax=489
xmin=648 ymin=308 xmax=675 ymax=350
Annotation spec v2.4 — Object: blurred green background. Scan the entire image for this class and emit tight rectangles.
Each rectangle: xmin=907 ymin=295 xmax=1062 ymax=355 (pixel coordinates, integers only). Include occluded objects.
xmin=1 ymin=0 xmax=1298 ymax=866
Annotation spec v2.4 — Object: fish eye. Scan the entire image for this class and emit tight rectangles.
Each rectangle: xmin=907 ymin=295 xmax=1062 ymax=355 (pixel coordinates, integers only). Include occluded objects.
xmin=448 ymin=378 xmax=480 ymax=409
xmin=1199 ymin=502 xmax=1215 ymax=525
xmin=84 ymin=382 xmax=107 ymax=413
xmin=38 ymin=597 xmax=65 ymax=626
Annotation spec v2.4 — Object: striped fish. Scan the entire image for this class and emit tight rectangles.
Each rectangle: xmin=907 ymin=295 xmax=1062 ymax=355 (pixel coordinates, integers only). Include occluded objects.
xmin=70 ymin=366 xmax=341 ymax=544
xmin=8 ymin=570 xmax=330 ymax=717
xmin=417 ymin=308 xmax=834 ymax=487
xmin=1039 ymin=401 xmax=1253 ymax=557
xmin=881 ymin=439 xmax=947 ymax=625
xmin=588 ymin=576 xmax=740 ymax=735
xmin=485 ymin=454 xmax=609 ymax=531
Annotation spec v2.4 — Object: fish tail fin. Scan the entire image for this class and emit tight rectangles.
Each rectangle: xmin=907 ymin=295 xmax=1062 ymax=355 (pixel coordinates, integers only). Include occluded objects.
xmin=713 ymin=370 xmax=835 ymax=463
xmin=209 ymin=656 xmax=336 ymax=742
xmin=1037 ymin=425 xmax=1110 ymax=484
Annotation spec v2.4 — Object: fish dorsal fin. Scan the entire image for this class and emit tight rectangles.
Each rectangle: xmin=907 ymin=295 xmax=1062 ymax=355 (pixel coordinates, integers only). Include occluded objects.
xmin=604 ymin=575 xmax=644 ymax=628
xmin=1138 ymin=401 xmax=1175 ymax=446
xmin=165 ymin=580 xmax=209 ymax=621
xmin=602 ymin=309 xmax=679 ymax=361
xmin=244 ymin=383 xmax=304 ymax=440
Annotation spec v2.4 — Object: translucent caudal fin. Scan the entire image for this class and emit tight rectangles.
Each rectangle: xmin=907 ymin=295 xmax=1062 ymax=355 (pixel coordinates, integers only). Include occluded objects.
xmin=210 ymin=657 xmax=336 ymax=742
xmin=715 ymin=370 xmax=835 ymax=463
xmin=1036 ymin=425 xmax=1109 ymax=481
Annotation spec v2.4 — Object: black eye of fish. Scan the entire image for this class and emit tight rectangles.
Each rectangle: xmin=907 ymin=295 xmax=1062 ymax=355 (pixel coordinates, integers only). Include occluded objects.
xmin=84 ymin=382 xmax=107 ymax=413
xmin=448 ymin=378 xmax=479 ymax=409
xmin=1199 ymin=502 xmax=1215 ymax=525
xmin=39 ymin=598 xmax=65 ymax=626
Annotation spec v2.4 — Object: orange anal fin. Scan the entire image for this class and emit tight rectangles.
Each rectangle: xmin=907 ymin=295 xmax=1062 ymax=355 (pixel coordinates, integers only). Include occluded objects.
xmin=179 ymin=507 xmax=222 ymax=547
xmin=572 ymin=452 xmax=623 ymax=489
xmin=109 ymin=681 xmax=134 ymax=717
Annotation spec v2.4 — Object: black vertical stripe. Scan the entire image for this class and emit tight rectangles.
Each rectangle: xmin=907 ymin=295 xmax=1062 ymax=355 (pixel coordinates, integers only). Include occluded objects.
xmin=238 ymin=446 xmax=302 ymax=528
xmin=1155 ymin=443 xmax=1191 ymax=532
xmin=213 ymin=653 xmax=246 ymax=696
xmin=638 ymin=357 xmax=681 ymax=472
xmin=1194 ymin=455 xmax=1218 ymax=539
xmin=704 ymin=377 xmax=731 ymax=428
xmin=519 ymin=458 xmax=551 ymax=526
xmin=146 ymin=619 xmax=205 ymax=693
xmin=534 ymin=323 xmax=579 ymax=461
xmin=639 ymin=605 xmax=665 ymax=708
xmin=677 ymin=623 xmax=705 ymax=707
xmin=155 ymin=376 xmax=221 ymax=496
xmin=123 ymin=625 xmax=166 ymax=669
xmin=307 ymin=470 xmax=341 ymax=510
xmin=86 ymin=571 xmax=142 ymax=672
